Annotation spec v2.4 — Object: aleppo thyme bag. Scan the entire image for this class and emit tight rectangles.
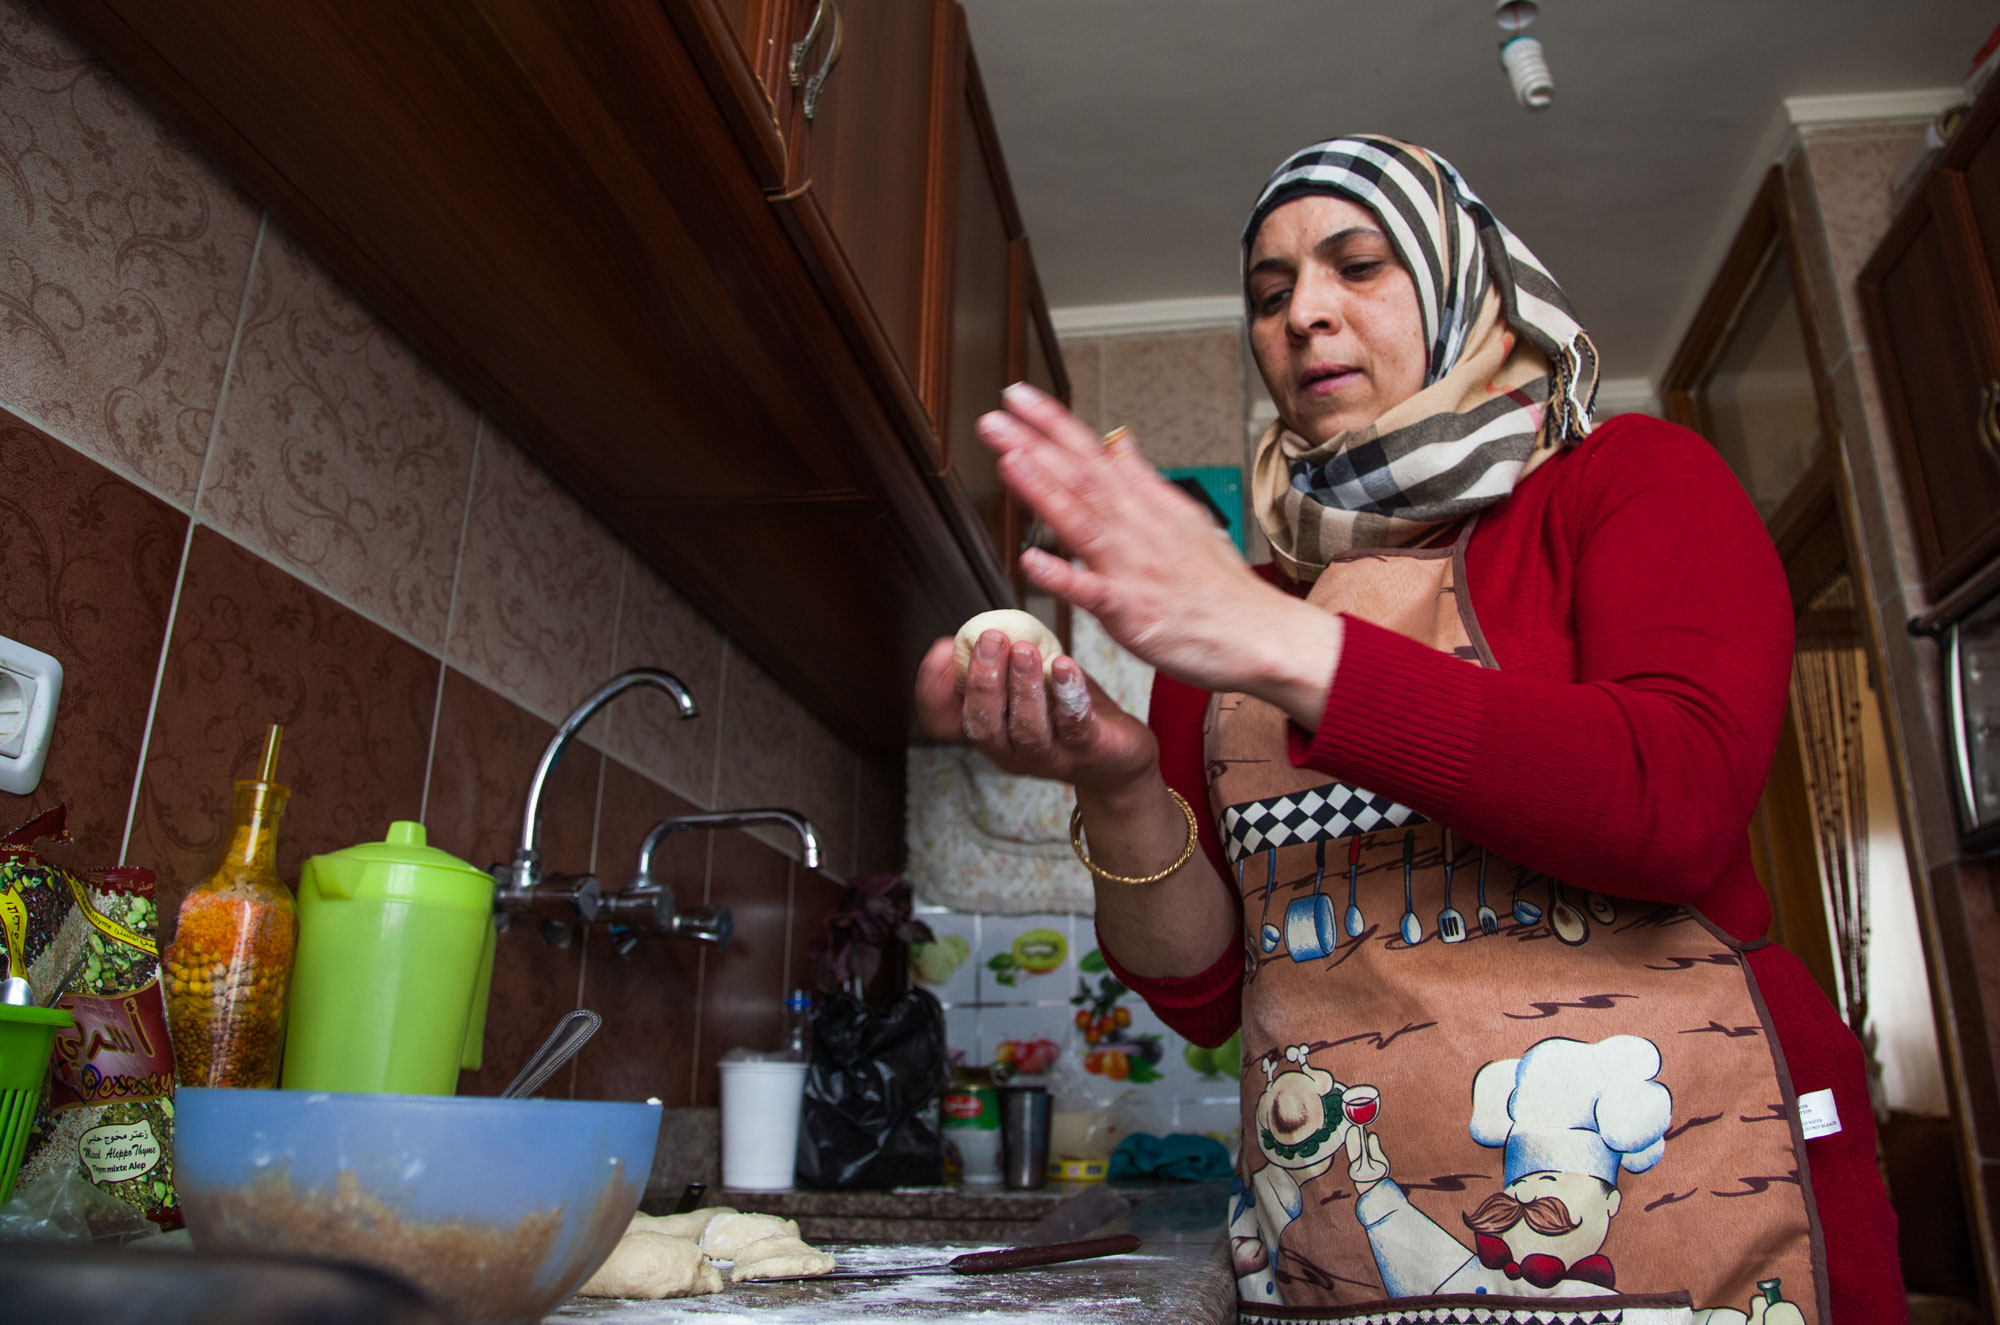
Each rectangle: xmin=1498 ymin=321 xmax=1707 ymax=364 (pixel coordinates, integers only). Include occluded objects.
xmin=2 ymin=808 xmax=181 ymax=1230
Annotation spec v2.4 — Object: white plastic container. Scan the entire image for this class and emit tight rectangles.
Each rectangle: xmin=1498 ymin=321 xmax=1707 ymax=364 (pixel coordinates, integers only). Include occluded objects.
xmin=719 ymin=1052 xmax=809 ymax=1191
xmin=954 ymin=1127 xmax=1003 ymax=1184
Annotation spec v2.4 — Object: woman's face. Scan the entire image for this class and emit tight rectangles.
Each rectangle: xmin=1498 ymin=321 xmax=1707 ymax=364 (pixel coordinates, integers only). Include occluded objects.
xmin=1246 ymin=195 xmax=1428 ymax=442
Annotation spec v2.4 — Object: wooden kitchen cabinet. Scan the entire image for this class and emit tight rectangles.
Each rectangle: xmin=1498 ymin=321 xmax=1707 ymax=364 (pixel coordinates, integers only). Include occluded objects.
xmin=1860 ymin=81 xmax=2000 ymax=600
xmin=921 ymin=11 xmax=1070 ymax=587
xmin=779 ymin=0 xmax=940 ymax=386
xmin=677 ymin=0 xmax=946 ymax=444
xmin=50 ymin=0 xmax=1055 ymax=749
xmin=932 ymin=25 xmax=1017 ymax=562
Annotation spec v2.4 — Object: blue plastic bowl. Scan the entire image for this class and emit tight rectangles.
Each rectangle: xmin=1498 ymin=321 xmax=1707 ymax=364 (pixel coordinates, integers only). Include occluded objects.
xmin=175 ymin=1088 xmax=660 ymax=1324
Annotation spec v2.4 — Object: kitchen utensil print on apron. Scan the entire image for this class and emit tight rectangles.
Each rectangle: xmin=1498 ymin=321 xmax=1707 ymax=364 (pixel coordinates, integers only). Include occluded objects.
xmin=1205 ymin=523 xmax=1826 ymax=1324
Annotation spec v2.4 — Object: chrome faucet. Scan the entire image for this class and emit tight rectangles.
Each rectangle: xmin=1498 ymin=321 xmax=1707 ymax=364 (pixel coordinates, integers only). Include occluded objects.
xmin=601 ymin=809 xmax=821 ymax=954
xmin=491 ymin=668 xmax=698 ymax=924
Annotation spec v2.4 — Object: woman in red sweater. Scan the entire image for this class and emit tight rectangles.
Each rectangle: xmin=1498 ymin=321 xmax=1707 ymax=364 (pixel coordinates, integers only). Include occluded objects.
xmin=914 ymin=135 xmax=1900 ymax=1322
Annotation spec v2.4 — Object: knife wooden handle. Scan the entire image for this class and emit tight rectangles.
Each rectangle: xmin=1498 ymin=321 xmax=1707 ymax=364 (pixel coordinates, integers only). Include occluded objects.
xmin=949 ymin=1233 xmax=1141 ymax=1275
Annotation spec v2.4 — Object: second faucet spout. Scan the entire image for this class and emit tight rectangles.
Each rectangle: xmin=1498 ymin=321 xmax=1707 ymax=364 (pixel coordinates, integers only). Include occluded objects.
xmin=632 ymin=809 xmax=822 ymax=889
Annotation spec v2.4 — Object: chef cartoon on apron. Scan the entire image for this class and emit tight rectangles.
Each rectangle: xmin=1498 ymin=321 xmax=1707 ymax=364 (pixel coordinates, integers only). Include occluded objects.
xmin=1212 ymin=522 xmax=1824 ymax=1325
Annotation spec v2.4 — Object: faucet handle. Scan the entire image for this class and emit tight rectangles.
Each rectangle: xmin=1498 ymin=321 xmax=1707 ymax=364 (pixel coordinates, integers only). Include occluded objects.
xmin=604 ymin=887 xmax=674 ymax=931
xmin=671 ymin=905 xmax=733 ymax=948
xmin=530 ymin=872 xmax=602 ymax=926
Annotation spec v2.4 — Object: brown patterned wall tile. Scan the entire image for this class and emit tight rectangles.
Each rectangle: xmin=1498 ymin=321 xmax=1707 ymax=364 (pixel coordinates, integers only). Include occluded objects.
xmin=0 ymin=1 xmax=260 ymax=507
xmin=1102 ymin=328 xmax=1245 ymax=470
xmin=712 ymin=644 xmax=803 ymax=850
xmin=446 ymin=421 xmax=622 ymax=726
xmin=854 ymin=749 xmax=906 ymax=876
xmin=794 ymin=712 xmax=855 ymax=881
xmin=790 ymin=867 xmax=845 ymax=997
xmin=1801 ymin=125 xmax=1928 ymax=354
xmin=426 ymin=667 xmax=599 ymax=1097
xmin=0 ymin=412 xmax=183 ymax=863
xmin=600 ymin=553 xmax=725 ymax=807
xmin=425 ymin=668 xmax=599 ymax=876
xmin=692 ymin=834 xmax=792 ymax=1107
xmin=577 ymin=758 xmax=704 ymax=1105
xmin=127 ymin=528 xmax=437 ymax=937
xmin=1059 ymin=336 xmax=1104 ymax=431
xmin=198 ymin=228 xmax=477 ymax=650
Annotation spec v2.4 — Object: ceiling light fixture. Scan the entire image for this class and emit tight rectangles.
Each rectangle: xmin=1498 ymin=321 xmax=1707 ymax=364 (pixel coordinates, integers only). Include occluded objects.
xmin=1495 ymin=1 xmax=1553 ymax=110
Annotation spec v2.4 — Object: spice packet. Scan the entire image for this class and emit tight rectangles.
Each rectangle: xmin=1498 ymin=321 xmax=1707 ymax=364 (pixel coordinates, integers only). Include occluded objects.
xmin=2 ymin=807 xmax=181 ymax=1230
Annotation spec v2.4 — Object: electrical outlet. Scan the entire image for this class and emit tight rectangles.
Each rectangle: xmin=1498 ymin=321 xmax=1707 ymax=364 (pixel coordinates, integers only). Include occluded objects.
xmin=0 ymin=636 xmax=62 ymax=795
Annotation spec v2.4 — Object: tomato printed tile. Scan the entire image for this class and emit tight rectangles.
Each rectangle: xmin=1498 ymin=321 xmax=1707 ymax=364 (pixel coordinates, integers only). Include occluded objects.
xmin=1075 ymin=965 xmax=1172 ymax=1091
xmin=976 ymin=1004 xmax=1070 ymax=1080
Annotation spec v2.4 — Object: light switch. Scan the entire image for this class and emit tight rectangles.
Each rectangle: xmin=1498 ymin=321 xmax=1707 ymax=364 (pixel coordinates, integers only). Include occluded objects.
xmin=0 ymin=636 xmax=62 ymax=795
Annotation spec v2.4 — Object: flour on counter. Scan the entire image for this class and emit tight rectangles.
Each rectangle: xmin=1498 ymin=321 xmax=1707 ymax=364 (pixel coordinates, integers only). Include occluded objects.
xmin=549 ymin=1242 xmax=1154 ymax=1324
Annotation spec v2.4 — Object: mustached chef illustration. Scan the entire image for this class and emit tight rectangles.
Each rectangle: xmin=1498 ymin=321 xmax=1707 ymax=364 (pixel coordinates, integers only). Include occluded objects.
xmin=1349 ymin=1034 xmax=1667 ymax=1298
xmin=1230 ymin=1045 xmax=1380 ymax=1301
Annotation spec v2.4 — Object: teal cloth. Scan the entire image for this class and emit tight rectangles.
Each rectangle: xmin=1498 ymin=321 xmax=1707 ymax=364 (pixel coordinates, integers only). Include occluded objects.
xmin=1108 ymin=1131 xmax=1232 ymax=1182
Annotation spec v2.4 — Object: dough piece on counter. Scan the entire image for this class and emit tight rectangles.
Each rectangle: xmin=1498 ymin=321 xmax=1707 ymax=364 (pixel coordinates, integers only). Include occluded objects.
xmin=577 ymin=1231 xmax=723 ymax=1299
xmin=699 ymin=1211 xmax=800 ymax=1260
xmin=953 ymin=609 xmax=1062 ymax=680
xmin=629 ymin=1207 xmax=736 ymax=1241
xmin=728 ymin=1234 xmax=837 ymax=1282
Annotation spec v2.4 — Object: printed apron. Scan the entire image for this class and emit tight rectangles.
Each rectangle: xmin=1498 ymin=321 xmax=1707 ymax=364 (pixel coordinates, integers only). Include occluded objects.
xmin=1211 ymin=523 xmax=1824 ymax=1325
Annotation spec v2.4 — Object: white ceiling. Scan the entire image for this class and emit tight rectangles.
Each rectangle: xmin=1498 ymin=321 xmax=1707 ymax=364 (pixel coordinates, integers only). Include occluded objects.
xmin=960 ymin=0 xmax=1993 ymax=380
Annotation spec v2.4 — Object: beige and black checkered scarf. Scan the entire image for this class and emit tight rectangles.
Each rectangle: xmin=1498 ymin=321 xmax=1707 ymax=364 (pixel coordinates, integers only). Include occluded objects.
xmin=1244 ymin=135 xmax=1600 ymax=582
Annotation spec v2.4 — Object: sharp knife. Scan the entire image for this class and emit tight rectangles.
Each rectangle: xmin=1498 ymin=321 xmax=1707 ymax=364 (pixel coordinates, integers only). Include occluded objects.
xmin=756 ymin=1233 xmax=1141 ymax=1282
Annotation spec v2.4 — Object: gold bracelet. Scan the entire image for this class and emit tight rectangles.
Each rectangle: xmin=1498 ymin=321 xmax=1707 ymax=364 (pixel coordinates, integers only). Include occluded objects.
xmin=1069 ymin=789 xmax=1200 ymax=886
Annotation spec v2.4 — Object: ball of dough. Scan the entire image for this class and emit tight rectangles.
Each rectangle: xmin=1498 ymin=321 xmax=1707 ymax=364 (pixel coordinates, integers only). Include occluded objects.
xmin=953 ymin=609 xmax=1062 ymax=680
xmin=699 ymin=1210 xmax=800 ymax=1260
xmin=728 ymin=1234 xmax=838 ymax=1282
xmin=577 ymin=1230 xmax=723 ymax=1298
xmin=629 ymin=1207 xmax=735 ymax=1241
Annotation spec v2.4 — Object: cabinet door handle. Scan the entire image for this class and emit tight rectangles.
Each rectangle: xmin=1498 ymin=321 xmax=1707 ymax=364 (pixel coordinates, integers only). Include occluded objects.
xmin=1981 ymin=379 xmax=2000 ymax=465
xmin=788 ymin=0 xmax=828 ymax=86
xmin=1945 ymin=622 xmax=1982 ymax=832
xmin=801 ymin=0 xmax=843 ymax=121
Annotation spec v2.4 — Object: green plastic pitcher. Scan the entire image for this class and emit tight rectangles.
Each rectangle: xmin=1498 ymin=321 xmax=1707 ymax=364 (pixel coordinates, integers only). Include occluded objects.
xmin=281 ymin=822 xmax=496 ymax=1095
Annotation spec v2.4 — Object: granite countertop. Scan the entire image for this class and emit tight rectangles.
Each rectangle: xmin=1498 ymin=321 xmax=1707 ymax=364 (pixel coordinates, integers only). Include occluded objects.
xmin=642 ymin=1182 xmax=1076 ymax=1245
xmin=549 ymin=1180 xmax=1234 ymax=1324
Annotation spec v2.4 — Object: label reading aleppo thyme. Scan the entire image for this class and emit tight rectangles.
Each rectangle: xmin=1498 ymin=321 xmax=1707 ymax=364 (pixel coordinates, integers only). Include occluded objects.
xmin=5 ymin=811 xmax=183 ymax=1230
xmin=79 ymin=1119 xmax=163 ymax=1185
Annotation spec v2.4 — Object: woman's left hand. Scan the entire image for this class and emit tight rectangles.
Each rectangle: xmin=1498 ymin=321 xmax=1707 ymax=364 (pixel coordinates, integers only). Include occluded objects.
xmin=980 ymin=382 xmax=1342 ymax=725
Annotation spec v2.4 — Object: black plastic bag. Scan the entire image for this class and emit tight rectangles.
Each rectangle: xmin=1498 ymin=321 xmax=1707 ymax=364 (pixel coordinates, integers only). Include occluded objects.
xmin=795 ymin=988 xmax=950 ymax=1189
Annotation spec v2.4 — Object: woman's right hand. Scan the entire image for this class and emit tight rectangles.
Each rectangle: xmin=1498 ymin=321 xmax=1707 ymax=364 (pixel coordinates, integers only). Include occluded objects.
xmin=912 ymin=630 xmax=1159 ymax=795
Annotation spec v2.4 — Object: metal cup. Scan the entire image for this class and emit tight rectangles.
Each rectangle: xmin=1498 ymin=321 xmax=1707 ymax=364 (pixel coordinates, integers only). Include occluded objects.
xmin=997 ymin=1085 xmax=1051 ymax=1190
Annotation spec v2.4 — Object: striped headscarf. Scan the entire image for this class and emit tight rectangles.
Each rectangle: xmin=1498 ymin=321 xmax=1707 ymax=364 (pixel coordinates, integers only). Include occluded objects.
xmin=1244 ymin=135 xmax=1600 ymax=580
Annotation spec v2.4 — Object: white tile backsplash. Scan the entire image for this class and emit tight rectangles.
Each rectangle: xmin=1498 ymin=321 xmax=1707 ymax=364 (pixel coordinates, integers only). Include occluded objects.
xmin=912 ymin=899 xmax=1242 ymax=1148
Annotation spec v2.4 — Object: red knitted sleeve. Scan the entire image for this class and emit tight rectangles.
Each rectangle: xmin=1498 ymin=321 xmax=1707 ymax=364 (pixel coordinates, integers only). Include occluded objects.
xmin=1297 ymin=419 xmax=1792 ymax=930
